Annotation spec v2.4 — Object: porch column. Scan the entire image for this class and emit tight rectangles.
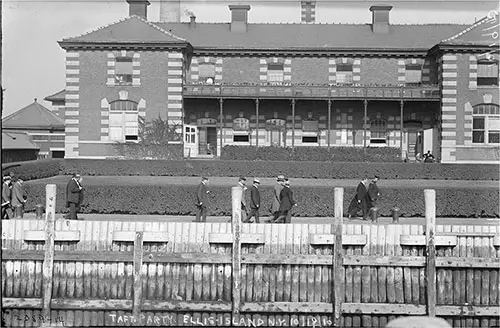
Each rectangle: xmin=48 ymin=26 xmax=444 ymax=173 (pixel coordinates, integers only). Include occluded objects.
xmin=327 ymin=99 xmax=332 ymax=149
xmin=255 ymin=99 xmax=259 ymax=148
xmin=291 ymin=99 xmax=296 ymax=148
xmin=363 ymin=99 xmax=368 ymax=149
xmin=400 ymin=100 xmax=404 ymax=160
xmin=219 ymin=98 xmax=224 ymax=157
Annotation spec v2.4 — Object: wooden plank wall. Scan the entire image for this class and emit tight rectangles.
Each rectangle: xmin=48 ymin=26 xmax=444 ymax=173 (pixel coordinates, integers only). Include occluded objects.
xmin=1 ymin=219 xmax=499 ymax=327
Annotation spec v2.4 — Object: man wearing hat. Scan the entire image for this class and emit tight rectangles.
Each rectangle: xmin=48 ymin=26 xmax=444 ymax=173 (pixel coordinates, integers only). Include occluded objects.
xmin=238 ymin=177 xmax=248 ymax=222
xmin=65 ymin=173 xmax=84 ymax=220
xmin=367 ymin=175 xmax=380 ymax=218
xmin=270 ymin=175 xmax=285 ymax=222
xmin=277 ymin=179 xmax=297 ymax=223
xmin=1 ymin=175 xmax=13 ymax=219
xmin=195 ymin=177 xmax=210 ymax=222
xmin=11 ymin=177 xmax=27 ymax=218
xmin=246 ymin=178 xmax=261 ymax=223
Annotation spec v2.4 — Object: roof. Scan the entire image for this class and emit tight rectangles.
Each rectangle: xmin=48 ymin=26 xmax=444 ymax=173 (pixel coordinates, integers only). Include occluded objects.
xmin=441 ymin=15 xmax=500 ymax=47
xmin=2 ymin=100 xmax=65 ymax=130
xmin=44 ymin=89 xmax=66 ymax=102
xmin=2 ymin=132 xmax=40 ymax=150
xmin=60 ymin=14 xmax=467 ymax=52
xmin=157 ymin=22 xmax=466 ymax=51
xmin=60 ymin=15 xmax=188 ymax=45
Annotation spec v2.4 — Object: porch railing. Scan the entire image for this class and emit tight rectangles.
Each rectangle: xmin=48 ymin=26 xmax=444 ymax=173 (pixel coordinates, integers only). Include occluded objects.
xmin=183 ymin=83 xmax=440 ymax=100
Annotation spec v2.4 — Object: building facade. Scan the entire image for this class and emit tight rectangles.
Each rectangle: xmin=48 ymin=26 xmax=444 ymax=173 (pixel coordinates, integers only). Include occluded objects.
xmin=2 ymin=100 xmax=65 ymax=159
xmin=56 ymin=0 xmax=499 ymax=163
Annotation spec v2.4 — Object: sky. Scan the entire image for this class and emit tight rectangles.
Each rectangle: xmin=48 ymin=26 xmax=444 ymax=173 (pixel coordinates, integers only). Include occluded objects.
xmin=2 ymin=0 xmax=499 ymax=118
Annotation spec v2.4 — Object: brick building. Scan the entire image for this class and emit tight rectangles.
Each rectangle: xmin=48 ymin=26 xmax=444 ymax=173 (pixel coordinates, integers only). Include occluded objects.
xmin=2 ymin=99 xmax=65 ymax=159
xmin=56 ymin=0 xmax=499 ymax=163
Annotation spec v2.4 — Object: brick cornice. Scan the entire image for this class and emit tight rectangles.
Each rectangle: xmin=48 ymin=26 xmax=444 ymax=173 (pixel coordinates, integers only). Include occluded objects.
xmin=58 ymin=41 xmax=194 ymax=53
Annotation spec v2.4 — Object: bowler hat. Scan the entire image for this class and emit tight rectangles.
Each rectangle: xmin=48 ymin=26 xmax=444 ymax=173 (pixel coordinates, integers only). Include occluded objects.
xmin=277 ymin=175 xmax=285 ymax=181
xmin=253 ymin=178 xmax=260 ymax=184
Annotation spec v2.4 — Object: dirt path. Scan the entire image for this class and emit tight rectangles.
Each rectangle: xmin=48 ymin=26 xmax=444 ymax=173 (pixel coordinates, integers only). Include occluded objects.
xmin=29 ymin=176 xmax=499 ymax=188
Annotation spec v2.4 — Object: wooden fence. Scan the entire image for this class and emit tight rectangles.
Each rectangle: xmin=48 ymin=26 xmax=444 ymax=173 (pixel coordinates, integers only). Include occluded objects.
xmin=1 ymin=186 xmax=499 ymax=327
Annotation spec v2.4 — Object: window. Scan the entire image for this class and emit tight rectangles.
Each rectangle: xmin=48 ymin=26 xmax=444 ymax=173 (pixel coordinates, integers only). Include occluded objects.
xmin=370 ymin=118 xmax=387 ymax=144
xmin=233 ymin=118 xmax=249 ymax=131
xmin=336 ymin=64 xmax=353 ymax=84
xmin=267 ymin=64 xmax=284 ymax=83
xmin=302 ymin=136 xmax=318 ymax=143
xmin=199 ymin=64 xmax=215 ymax=84
xmin=185 ymin=126 xmax=196 ymax=144
xmin=115 ymin=58 xmax=133 ymax=85
xmin=233 ymin=135 xmax=250 ymax=142
xmin=477 ymin=61 xmax=499 ymax=86
xmin=472 ymin=104 xmax=500 ymax=144
xmin=109 ymin=100 xmax=139 ymax=142
xmin=405 ymin=64 xmax=422 ymax=83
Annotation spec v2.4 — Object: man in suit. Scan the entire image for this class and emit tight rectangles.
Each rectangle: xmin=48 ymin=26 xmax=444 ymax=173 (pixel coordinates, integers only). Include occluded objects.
xmin=1 ymin=175 xmax=13 ymax=219
xmin=246 ymin=178 xmax=261 ymax=223
xmin=195 ymin=177 xmax=210 ymax=222
xmin=11 ymin=178 xmax=27 ymax=218
xmin=270 ymin=175 xmax=284 ymax=222
xmin=277 ymin=179 xmax=297 ymax=223
xmin=65 ymin=173 xmax=84 ymax=220
xmin=238 ymin=177 xmax=248 ymax=222
xmin=367 ymin=175 xmax=380 ymax=216
xmin=347 ymin=175 xmax=369 ymax=220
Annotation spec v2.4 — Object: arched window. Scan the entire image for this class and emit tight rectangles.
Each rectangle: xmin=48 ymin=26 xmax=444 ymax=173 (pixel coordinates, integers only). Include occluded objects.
xmin=370 ymin=118 xmax=387 ymax=144
xmin=472 ymin=103 xmax=500 ymax=144
xmin=109 ymin=100 xmax=139 ymax=142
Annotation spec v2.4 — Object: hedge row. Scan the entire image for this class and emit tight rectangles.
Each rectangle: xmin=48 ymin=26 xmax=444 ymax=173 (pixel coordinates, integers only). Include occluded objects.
xmin=221 ymin=145 xmax=402 ymax=162
xmin=1 ymin=159 xmax=62 ymax=181
xmin=23 ymin=183 xmax=499 ymax=218
xmin=62 ymin=159 xmax=498 ymax=180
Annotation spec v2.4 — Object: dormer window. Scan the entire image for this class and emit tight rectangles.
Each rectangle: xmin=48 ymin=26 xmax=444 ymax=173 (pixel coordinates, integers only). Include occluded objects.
xmin=267 ymin=64 xmax=284 ymax=83
xmin=477 ymin=61 xmax=499 ymax=86
xmin=115 ymin=58 xmax=133 ymax=85
xmin=336 ymin=64 xmax=353 ymax=84
xmin=405 ymin=64 xmax=422 ymax=83
xmin=199 ymin=63 xmax=215 ymax=84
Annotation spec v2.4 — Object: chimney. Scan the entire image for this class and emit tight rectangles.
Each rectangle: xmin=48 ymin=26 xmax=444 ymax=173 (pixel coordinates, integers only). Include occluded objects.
xmin=369 ymin=5 xmax=392 ymax=34
xmin=301 ymin=1 xmax=316 ymax=24
xmin=126 ymin=0 xmax=150 ymax=20
xmin=228 ymin=5 xmax=251 ymax=33
xmin=160 ymin=0 xmax=181 ymax=22
xmin=190 ymin=15 xmax=196 ymax=28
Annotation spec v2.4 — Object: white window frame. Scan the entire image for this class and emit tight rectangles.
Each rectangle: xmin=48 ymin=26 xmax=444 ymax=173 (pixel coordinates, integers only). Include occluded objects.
xmin=370 ymin=118 xmax=387 ymax=144
xmin=472 ymin=104 xmax=500 ymax=144
xmin=108 ymin=100 xmax=139 ymax=143
xmin=477 ymin=61 xmax=499 ymax=87
xmin=336 ymin=64 xmax=353 ymax=84
xmin=267 ymin=64 xmax=284 ymax=83
xmin=115 ymin=58 xmax=133 ymax=86
xmin=199 ymin=63 xmax=215 ymax=84
xmin=405 ymin=64 xmax=422 ymax=83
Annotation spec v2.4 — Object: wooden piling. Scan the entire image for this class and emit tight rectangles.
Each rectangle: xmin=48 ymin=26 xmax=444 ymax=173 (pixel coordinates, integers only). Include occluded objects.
xmin=334 ymin=187 xmax=343 ymax=219
xmin=232 ymin=186 xmax=243 ymax=323
xmin=332 ymin=214 xmax=343 ymax=327
xmin=41 ymin=184 xmax=56 ymax=327
xmin=425 ymin=189 xmax=437 ymax=317
xmin=133 ymin=231 xmax=144 ymax=325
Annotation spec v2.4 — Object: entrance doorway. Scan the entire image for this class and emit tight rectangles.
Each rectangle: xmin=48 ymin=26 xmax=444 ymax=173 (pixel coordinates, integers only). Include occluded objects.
xmin=404 ymin=121 xmax=423 ymax=161
xmin=199 ymin=127 xmax=217 ymax=156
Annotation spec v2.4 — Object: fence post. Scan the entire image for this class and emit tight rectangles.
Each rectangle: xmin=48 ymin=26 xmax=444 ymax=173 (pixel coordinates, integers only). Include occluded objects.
xmin=41 ymin=184 xmax=56 ymax=327
xmin=332 ymin=188 xmax=344 ymax=327
xmin=425 ymin=189 xmax=436 ymax=317
xmin=133 ymin=231 xmax=144 ymax=325
xmin=231 ymin=186 xmax=243 ymax=323
xmin=334 ymin=187 xmax=344 ymax=219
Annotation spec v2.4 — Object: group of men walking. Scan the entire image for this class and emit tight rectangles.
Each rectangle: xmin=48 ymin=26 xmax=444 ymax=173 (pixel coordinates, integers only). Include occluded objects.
xmin=347 ymin=175 xmax=380 ymax=220
xmin=1 ymin=174 xmax=27 ymax=219
xmin=195 ymin=175 xmax=297 ymax=223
